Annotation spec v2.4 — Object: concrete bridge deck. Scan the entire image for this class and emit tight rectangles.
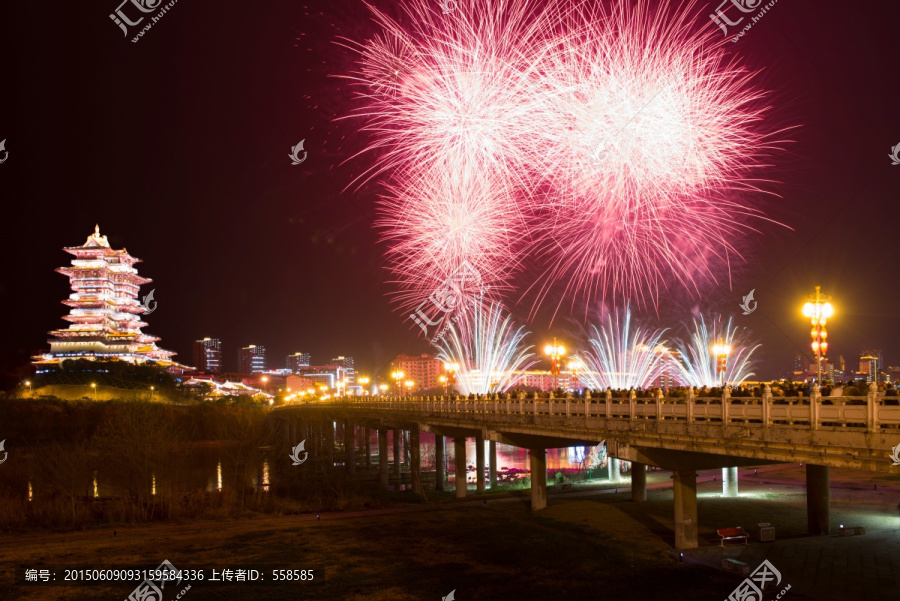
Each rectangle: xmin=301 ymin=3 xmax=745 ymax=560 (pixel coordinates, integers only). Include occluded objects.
xmin=274 ymin=384 xmax=900 ymax=549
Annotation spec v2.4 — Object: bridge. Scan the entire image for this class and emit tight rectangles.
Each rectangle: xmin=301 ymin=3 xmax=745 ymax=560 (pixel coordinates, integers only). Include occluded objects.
xmin=275 ymin=383 xmax=900 ymax=549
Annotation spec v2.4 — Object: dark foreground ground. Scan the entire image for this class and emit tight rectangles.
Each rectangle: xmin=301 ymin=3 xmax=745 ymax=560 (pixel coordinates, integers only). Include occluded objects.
xmin=3 ymin=465 xmax=898 ymax=601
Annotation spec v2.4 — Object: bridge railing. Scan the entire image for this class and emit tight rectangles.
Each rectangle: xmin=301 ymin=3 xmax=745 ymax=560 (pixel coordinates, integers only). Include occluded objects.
xmin=324 ymin=384 xmax=900 ymax=433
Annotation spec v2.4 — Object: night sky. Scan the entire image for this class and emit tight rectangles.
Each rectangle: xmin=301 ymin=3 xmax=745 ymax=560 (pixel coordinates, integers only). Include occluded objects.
xmin=1 ymin=0 xmax=899 ymax=381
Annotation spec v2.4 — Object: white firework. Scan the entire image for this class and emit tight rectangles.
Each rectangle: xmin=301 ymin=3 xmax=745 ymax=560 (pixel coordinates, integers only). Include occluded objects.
xmin=435 ymin=301 xmax=537 ymax=395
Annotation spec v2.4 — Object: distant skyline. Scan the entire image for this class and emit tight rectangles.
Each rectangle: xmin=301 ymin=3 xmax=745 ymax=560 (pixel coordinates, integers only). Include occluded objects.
xmin=2 ymin=0 xmax=899 ymax=383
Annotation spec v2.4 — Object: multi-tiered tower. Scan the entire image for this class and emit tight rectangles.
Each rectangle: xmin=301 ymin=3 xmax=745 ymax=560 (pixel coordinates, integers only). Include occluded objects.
xmin=33 ymin=226 xmax=176 ymax=366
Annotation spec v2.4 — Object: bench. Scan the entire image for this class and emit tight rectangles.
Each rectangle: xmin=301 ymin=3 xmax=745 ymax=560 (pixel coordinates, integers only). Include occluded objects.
xmin=721 ymin=558 xmax=750 ymax=575
xmin=717 ymin=526 xmax=749 ymax=547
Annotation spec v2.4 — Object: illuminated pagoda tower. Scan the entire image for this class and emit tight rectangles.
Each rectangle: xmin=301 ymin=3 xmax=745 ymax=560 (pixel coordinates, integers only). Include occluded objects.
xmin=33 ymin=225 xmax=176 ymax=366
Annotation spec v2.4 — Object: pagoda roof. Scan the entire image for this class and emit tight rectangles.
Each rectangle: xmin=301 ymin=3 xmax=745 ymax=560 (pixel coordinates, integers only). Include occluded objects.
xmin=62 ymin=226 xmax=142 ymax=264
xmin=57 ymin=266 xmax=151 ymax=284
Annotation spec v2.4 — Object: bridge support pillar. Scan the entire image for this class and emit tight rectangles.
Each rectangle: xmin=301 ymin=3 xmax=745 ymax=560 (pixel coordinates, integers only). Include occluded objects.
xmin=326 ymin=420 xmax=335 ymax=466
xmin=806 ymin=464 xmax=831 ymax=536
xmin=489 ymin=441 xmax=497 ymax=489
xmin=723 ymin=467 xmax=738 ymax=497
xmin=410 ymin=428 xmax=421 ymax=493
xmin=476 ymin=434 xmax=486 ymax=493
xmin=673 ymin=470 xmax=698 ymax=549
xmin=378 ymin=430 xmax=388 ymax=490
xmin=364 ymin=427 xmax=371 ymax=470
xmin=631 ymin=462 xmax=647 ymax=502
xmin=454 ymin=437 xmax=467 ymax=498
xmin=608 ymin=457 xmax=621 ymax=484
xmin=344 ymin=421 xmax=355 ymax=474
xmin=530 ymin=448 xmax=547 ymax=511
xmin=393 ymin=429 xmax=402 ymax=490
xmin=435 ymin=435 xmax=445 ymax=492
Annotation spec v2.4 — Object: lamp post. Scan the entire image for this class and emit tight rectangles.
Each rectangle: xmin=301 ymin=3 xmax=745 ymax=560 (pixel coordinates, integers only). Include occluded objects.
xmin=358 ymin=377 xmax=371 ymax=395
xmin=378 ymin=383 xmax=388 ymax=396
xmin=544 ymin=338 xmax=566 ymax=390
xmin=150 ymin=385 xmax=155 ymax=401
xmin=24 ymin=380 xmax=31 ymax=397
xmin=261 ymin=375 xmax=269 ymax=395
xmin=439 ymin=375 xmax=448 ymax=394
xmin=712 ymin=341 xmax=730 ymax=387
xmin=391 ymin=370 xmax=405 ymax=396
xmin=444 ymin=362 xmax=459 ymax=394
xmin=803 ymin=285 xmax=834 ymax=385
xmin=567 ymin=358 xmax=583 ymax=391
xmin=90 ymin=382 xmax=97 ymax=400
xmin=404 ymin=380 xmax=415 ymax=394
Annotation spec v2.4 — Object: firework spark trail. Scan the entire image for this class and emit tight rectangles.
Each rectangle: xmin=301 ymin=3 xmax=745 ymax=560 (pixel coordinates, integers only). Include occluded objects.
xmin=527 ymin=0 xmax=786 ymax=315
xmin=435 ymin=300 xmax=536 ymax=395
xmin=577 ymin=303 xmax=670 ymax=391
xmin=674 ymin=313 xmax=760 ymax=388
xmin=344 ymin=0 xmax=788 ymax=320
xmin=341 ymin=0 xmax=557 ymax=314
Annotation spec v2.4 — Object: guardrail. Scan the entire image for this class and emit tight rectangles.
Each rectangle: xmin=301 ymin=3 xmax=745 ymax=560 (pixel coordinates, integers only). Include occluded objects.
xmin=321 ymin=384 xmax=900 ymax=433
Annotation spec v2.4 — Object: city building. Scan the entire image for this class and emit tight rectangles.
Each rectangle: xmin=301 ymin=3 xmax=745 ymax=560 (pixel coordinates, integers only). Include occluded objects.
xmin=192 ymin=337 xmax=222 ymax=373
xmin=390 ymin=353 xmax=443 ymax=391
xmin=33 ymin=225 xmax=176 ymax=368
xmin=859 ymin=354 xmax=879 ymax=384
xmin=286 ymin=352 xmax=311 ymax=372
xmin=332 ymin=356 xmax=355 ymax=384
xmin=239 ymin=345 xmax=266 ymax=373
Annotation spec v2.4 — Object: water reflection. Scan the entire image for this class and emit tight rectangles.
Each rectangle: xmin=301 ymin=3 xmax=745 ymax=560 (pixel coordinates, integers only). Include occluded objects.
xmin=10 ymin=433 xmax=607 ymax=501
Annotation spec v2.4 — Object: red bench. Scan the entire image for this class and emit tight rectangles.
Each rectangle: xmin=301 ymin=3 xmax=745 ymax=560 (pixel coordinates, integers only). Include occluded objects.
xmin=717 ymin=526 xmax=749 ymax=547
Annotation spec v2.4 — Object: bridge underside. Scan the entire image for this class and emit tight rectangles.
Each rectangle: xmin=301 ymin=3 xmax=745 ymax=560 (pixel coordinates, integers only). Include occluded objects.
xmin=275 ymin=406 xmax=876 ymax=549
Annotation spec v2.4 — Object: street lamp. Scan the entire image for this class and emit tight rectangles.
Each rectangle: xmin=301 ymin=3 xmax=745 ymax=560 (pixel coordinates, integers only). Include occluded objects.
xmin=712 ymin=341 xmax=730 ymax=387
xmin=358 ymin=376 xmax=371 ymax=395
xmin=567 ymin=358 xmax=583 ymax=391
xmin=803 ymin=285 xmax=834 ymax=385
xmin=150 ymin=385 xmax=155 ymax=401
xmin=24 ymin=380 xmax=31 ymax=397
xmin=544 ymin=338 xmax=566 ymax=389
xmin=391 ymin=370 xmax=405 ymax=396
xmin=261 ymin=375 xmax=269 ymax=394
xmin=379 ymin=383 xmax=388 ymax=395
xmin=439 ymin=375 xmax=449 ymax=394
xmin=444 ymin=362 xmax=459 ymax=393
xmin=90 ymin=382 xmax=97 ymax=400
xmin=404 ymin=379 xmax=415 ymax=394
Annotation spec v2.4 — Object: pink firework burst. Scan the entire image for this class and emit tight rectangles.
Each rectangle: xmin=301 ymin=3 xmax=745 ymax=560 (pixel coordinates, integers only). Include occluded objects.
xmin=340 ymin=0 xmax=554 ymax=316
xmin=527 ymin=0 xmax=789 ymax=315
xmin=344 ymin=0 xmax=788 ymax=322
